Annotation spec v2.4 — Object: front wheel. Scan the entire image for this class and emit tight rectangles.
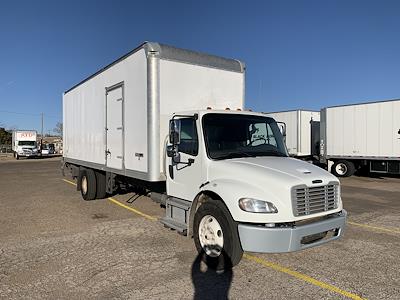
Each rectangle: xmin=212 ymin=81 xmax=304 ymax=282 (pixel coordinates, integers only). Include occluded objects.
xmin=193 ymin=200 xmax=243 ymax=270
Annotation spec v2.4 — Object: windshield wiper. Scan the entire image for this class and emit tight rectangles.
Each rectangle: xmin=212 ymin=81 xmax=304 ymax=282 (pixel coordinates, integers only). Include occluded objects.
xmin=214 ymin=151 xmax=256 ymax=160
xmin=261 ymin=150 xmax=287 ymax=157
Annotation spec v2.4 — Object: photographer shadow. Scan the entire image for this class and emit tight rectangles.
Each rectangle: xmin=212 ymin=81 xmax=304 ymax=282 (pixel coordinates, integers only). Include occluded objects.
xmin=191 ymin=250 xmax=233 ymax=300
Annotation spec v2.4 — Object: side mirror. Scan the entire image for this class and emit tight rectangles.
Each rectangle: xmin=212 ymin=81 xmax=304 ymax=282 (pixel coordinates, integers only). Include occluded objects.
xmin=277 ymin=122 xmax=287 ymax=139
xmin=276 ymin=121 xmax=287 ymax=145
xmin=166 ymin=145 xmax=181 ymax=163
xmin=169 ymin=119 xmax=181 ymax=145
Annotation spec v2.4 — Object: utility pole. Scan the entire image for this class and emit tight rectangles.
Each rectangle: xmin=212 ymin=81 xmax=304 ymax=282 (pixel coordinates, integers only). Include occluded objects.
xmin=41 ymin=113 xmax=44 ymax=151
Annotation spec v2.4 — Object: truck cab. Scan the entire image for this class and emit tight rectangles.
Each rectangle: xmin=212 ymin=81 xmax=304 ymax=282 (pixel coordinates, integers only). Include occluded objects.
xmin=12 ymin=130 xmax=39 ymax=159
xmin=164 ymin=109 xmax=346 ymax=268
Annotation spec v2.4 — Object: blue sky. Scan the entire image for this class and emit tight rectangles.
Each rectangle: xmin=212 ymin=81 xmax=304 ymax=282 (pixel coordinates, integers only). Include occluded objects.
xmin=1 ymin=0 xmax=399 ymax=133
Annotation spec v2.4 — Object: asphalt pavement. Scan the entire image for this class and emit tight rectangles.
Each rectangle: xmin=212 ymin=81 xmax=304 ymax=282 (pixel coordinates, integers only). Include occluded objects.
xmin=0 ymin=158 xmax=399 ymax=299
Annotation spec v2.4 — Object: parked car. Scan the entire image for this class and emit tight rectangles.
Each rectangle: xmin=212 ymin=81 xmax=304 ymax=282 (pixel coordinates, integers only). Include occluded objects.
xmin=41 ymin=145 xmax=49 ymax=156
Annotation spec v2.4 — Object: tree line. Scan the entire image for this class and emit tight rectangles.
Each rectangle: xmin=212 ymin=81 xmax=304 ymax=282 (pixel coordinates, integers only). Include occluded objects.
xmin=0 ymin=127 xmax=12 ymax=144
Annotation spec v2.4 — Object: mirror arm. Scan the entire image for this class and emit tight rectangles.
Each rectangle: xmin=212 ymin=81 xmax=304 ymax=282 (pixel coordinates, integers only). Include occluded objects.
xmin=172 ymin=155 xmax=195 ymax=166
xmin=180 ymin=158 xmax=194 ymax=166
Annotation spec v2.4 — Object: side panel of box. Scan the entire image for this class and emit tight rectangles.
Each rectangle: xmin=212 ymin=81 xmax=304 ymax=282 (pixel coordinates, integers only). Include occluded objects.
xmin=327 ymin=107 xmax=344 ymax=157
xmin=265 ymin=111 xmax=299 ymax=156
xmin=299 ymin=111 xmax=320 ymax=156
xmin=159 ymin=59 xmax=244 ymax=169
xmin=326 ymin=100 xmax=400 ymax=158
xmin=124 ymin=50 xmax=148 ymax=173
xmin=63 ymin=78 xmax=107 ymax=165
xmin=63 ymin=49 xmax=148 ymax=174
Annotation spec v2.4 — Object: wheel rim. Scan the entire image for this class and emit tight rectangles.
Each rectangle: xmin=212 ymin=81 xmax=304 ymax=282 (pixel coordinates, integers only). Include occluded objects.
xmin=81 ymin=176 xmax=88 ymax=195
xmin=335 ymin=163 xmax=347 ymax=176
xmin=198 ymin=215 xmax=224 ymax=257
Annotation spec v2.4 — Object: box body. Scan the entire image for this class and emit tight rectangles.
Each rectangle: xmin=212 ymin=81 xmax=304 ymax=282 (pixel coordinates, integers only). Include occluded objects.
xmin=12 ymin=130 xmax=37 ymax=151
xmin=63 ymin=42 xmax=245 ymax=182
xmin=265 ymin=110 xmax=320 ymax=156
xmin=320 ymin=99 xmax=400 ymax=159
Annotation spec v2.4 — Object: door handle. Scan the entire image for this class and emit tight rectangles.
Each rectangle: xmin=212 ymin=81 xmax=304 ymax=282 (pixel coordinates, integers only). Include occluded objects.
xmin=106 ymin=150 xmax=111 ymax=155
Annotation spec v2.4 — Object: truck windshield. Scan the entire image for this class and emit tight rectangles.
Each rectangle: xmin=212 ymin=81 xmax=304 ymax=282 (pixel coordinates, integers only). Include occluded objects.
xmin=18 ymin=141 xmax=36 ymax=146
xmin=202 ymin=113 xmax=288 ymax=160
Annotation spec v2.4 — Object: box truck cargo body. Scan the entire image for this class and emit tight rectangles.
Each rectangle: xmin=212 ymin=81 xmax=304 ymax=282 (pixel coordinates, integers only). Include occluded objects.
xmin=320 ymin=99 xmax=400 ymax=176
xmin=265 ymin=110 xmax=320 ymax=158
xmin=63 ymin=42 xmax=346 ymax=269
xmin=63 ymin=43 xmax=244 ymax=182
xmin=12 ymin=130 xmax=38 ymax=159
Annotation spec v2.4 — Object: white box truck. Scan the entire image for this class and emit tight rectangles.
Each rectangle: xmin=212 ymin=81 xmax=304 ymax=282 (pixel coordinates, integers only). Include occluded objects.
xmin=62 ymin=42 xmax=346 ymax=269
xmin=264 ymin=110 xmax=320 ymax=158
xmin=12 ymin=130 xmax=39 ymax=159
xmin=320 ymin=99 xmax=400 ymax=177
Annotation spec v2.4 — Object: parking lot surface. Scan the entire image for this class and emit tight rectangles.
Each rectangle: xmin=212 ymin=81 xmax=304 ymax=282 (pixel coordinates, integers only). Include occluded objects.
xmin=0 ymin=158 xmax=399 ymax=299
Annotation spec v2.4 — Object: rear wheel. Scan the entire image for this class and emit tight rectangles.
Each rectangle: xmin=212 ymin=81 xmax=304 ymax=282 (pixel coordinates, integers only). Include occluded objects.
xmin=95 ymin=171 xmax=107 ymax=199
xmin=80 ymin=169 xmax=97 ymax=200
xmin=193 ymin=200 xmax=243 ymax=270
xmin=332 ymin=160 xmax=355 ymax=177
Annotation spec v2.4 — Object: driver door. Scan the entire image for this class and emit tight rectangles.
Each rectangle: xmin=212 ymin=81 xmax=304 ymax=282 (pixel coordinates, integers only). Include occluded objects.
xmin=166 ymin=118 xmax=204 ymax=201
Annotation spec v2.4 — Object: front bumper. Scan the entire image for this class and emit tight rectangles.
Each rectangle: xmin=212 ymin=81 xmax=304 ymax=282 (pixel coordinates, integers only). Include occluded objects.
xmin=18 ymin=153 xmax=38 ymax=157
xmin=238 ymin=210 xmax=347 ymax=253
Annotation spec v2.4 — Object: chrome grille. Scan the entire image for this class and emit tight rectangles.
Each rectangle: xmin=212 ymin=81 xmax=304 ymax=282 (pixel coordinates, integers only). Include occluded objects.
xmin=292 ymin=183 xmax=338 ymax=216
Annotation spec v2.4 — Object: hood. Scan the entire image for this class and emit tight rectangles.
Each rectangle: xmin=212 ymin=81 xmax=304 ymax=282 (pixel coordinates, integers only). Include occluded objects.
xmin=207 ymin=156 xmax=341 ymax=223
xmin=209 ymin=156 xmax=338 ymax=187
xmin=19 ymin=145 xmax=37 ymax=150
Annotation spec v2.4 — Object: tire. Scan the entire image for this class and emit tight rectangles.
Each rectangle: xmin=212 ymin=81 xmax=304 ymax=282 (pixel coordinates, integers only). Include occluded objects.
xmin=16 ymin=153 xmax=19 ymax=160
xmin=332 ymin=160 xmax=355 ymax=177
xmin=95 ymin=171 xmax=107 ymax=199
xmin=193 ymin=200 xmax=243 ymax=270
xmin=80 ymin=169 xmax=97 ymax=200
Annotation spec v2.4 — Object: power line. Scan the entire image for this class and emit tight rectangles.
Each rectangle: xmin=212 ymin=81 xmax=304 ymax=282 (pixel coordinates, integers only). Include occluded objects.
xmin=0 ymin=110 xmax=40 ymax=116
xmin=0 ymin=110 xmax=61 ymax=119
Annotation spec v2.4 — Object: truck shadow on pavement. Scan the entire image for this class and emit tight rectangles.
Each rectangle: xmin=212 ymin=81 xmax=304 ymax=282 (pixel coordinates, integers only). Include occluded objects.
xmin=353 ymin=170 xmax=400 ymax=180
xmin=191 ymin=250 xmax=233 ymax=300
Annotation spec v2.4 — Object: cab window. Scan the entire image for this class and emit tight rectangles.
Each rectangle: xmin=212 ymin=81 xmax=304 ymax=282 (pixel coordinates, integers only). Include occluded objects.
xmin=178 ymin=118 xmax=198 ymax=156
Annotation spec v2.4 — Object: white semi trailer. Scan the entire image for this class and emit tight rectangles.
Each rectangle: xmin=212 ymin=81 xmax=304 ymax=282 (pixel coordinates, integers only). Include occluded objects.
xmin=320 ymin=99 xmax=400 ymax=177
xmin=62 ymin=42 xmax=346 ymax=269
xmin=264 ymin=110 xmax=320 ymax=159
xmin=12 ymin=130 xmax=39 ymax=159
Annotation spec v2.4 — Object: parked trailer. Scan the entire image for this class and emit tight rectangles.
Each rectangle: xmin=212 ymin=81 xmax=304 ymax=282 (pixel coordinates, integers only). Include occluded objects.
xmin=12 ymin=130 xmax=38 ymax=159
xmin=62 ymin=42 xmax=346 ymax=269
xmin=264 ymin=110 xmax=320 ymax=158
xmin=320 ymin=99 xmax=400 ymax=177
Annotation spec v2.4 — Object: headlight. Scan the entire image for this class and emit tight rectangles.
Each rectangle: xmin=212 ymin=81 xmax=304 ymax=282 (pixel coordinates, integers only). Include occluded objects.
xmin=238 ymin=198 xmax=278 ymax=213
